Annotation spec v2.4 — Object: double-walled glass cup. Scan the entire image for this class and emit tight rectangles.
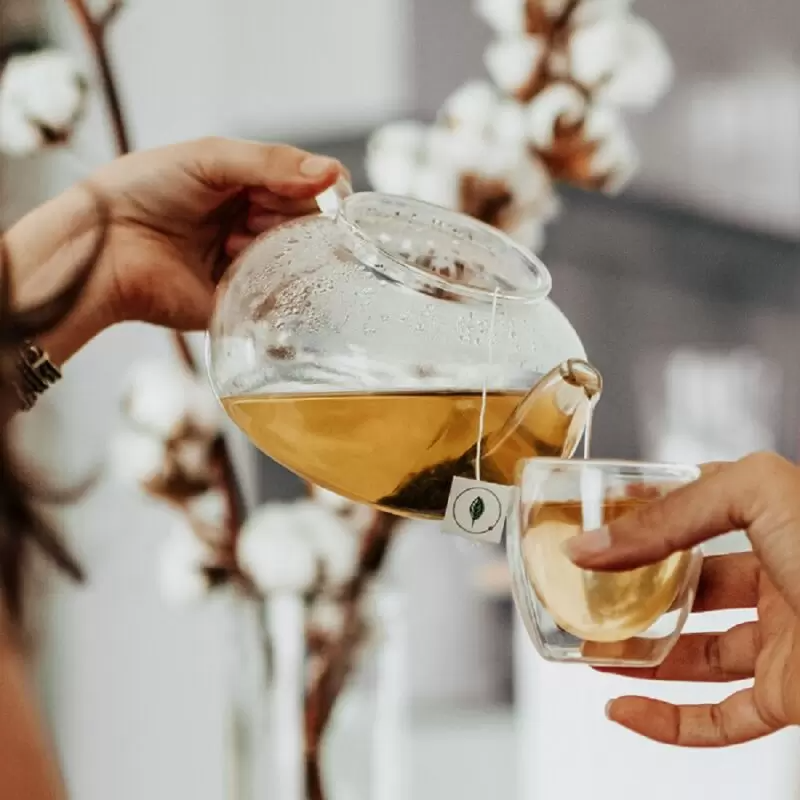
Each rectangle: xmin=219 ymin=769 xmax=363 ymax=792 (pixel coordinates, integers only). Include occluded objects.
xmin=507 ymin=459 xmax=703 ymax=667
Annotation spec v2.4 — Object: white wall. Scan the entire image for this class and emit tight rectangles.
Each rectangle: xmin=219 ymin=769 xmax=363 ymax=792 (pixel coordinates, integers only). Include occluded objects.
xmin=514 ymin=613 xmax=800 ymax=800
xmin=629 ymin=0 xmax=800 ymax=238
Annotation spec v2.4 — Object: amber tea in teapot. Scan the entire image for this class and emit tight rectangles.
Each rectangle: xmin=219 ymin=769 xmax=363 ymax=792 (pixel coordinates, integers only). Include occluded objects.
xmin=208 ymin=186 xmax=601 ymax=519
xmin=223 ymin=361 xmax=600 ymax=519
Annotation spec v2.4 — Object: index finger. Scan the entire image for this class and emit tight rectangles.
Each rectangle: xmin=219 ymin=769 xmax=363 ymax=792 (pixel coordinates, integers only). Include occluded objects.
xmin=565 ymin=452 xmax=800 ymax=612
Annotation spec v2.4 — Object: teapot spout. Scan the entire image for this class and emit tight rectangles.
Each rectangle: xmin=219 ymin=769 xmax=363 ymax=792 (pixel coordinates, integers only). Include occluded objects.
xmin=482 ymin=359 xmax=603 ymax=475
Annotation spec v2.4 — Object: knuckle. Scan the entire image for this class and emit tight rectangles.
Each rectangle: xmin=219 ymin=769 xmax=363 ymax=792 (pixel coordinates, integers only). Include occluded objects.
xmin=738 ymin=451 xmax=798 ymax=486
xmin=703 ymin=636 xmax=724 ymax=679
xmin=194 ymin=135 xmax=228 ymax=157
xmin=738 ymin=451 xmax=799 ymax=512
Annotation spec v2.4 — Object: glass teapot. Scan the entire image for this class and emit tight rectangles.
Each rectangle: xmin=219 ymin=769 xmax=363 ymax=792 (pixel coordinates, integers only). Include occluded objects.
xmin=207 ymin=182 xmax=602 ymax=520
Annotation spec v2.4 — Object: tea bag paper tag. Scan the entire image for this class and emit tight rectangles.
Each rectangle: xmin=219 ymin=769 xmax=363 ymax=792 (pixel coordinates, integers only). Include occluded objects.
xmin=441 ymin=477 xmax=517 ymax=545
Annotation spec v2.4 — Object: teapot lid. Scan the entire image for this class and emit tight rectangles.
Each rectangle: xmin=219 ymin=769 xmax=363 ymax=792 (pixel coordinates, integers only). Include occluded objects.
xmin=316 ymin=180 xmax=552 ymax=305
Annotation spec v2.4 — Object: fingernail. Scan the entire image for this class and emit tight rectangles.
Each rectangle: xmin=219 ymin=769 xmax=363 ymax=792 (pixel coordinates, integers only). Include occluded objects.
xmin=604 ymin=700 xmax=615 ymax=720
xmin=300 ymin=155 xmax=337 ymax=177
xmin=563 ymin=526 xmax=611 ymax=560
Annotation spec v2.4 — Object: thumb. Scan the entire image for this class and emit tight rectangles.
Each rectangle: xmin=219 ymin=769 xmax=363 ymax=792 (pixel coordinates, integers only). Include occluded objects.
xmin=565 ymin=453 xmax=800 ymax=610
xmin=190 ymin=137 xmax=345 ymax=199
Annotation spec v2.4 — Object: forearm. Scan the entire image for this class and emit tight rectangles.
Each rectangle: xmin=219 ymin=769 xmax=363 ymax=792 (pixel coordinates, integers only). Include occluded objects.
xmin=4 ymin=185 xmax=113 ymax=365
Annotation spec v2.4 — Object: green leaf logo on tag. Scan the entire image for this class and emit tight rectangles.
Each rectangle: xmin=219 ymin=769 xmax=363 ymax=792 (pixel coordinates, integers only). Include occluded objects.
xmin=469 ymin=496 xmax=485 ymax=526
xmin=452 ymin=485 xmax=502 ymax=535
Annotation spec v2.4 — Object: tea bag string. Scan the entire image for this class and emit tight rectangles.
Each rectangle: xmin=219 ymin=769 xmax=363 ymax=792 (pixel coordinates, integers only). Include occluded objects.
xmin=475 ymin=287 xmax=500 ymax=482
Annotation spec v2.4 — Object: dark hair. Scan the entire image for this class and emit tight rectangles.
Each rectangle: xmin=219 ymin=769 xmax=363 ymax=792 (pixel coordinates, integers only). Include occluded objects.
xmin=0 ymin=187 xmax=109 ymax=626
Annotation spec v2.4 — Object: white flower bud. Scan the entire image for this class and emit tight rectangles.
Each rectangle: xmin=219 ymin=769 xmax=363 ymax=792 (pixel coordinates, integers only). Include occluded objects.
xmin=187 ymin=489 xmax=228 ymax=530
xmin=237 ymin=502 xmax=319 ymax=593
xmin=597 ymin=18 xmax=674 ymax=109
xmin=108 ymin=428 xmax=166 ymax=486
xmin=440 ymin=80 xmax=499 ymax=131
xmin=526 ymin=82 xmax=587 ymax=148
xmin=484 ymin=36 xmax=547 ymax=96
xmin=473 ymin=0 xmax=527 ymax=34
xmin=158 ymin=518 xmax=213 ymax=607
xmin=0 ymin=49 xmax=87 ymax=157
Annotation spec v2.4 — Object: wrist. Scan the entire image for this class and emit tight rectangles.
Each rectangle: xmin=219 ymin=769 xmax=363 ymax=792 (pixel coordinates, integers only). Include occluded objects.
xmin=5 ymin=184 xmax=116 ymax=365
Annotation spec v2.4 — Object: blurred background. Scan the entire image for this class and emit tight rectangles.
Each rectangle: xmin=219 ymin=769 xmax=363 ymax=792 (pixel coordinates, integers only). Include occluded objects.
xmin=1 ymin=0 xmax=800 ymax=799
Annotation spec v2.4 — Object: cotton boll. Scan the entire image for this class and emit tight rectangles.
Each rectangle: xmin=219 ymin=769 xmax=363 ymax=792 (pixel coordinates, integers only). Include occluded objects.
xmin=582 ymin=105 xmax=639 ymax=190
xmin=489 ymin=100 xmax=528 ymax=145
xmin=444 ymin=128 xmax=493 ymax=172
xmin=109 ymin=428 xmax=166 ymax=486
xmin=237 ymin=503 xmax=319 ymax=593
xmin=0 ymin=94 xmax=42 ymax=157
xmin=187 ymin=489 xmax=228 ymax=530
xmin=582 ymin=104 xmax=625 ymax=141
xmin=503 ymin=215 xmax=547 ymax=252
xmin=590 ymin=122 xmax=639 ymax=192
xmin=541 ymin=0 xmax=575 ymax=15
xmin=368 ymin=120 xmax=428 ymax=156
xmin=474 ymin=0 xmax=527 ymax=34
xmin=365 ymin=149 xmax=419 ymax=196
xmin=573 ymin=0 xmax=635 ymax=26
xmin=186 ymin=382 xmax=223 ymax=438
xmin=479 ymin=141 xmax=529 ymax=178
xmin=308 ymin=597 xmax=345 ymax=637
xmin=484 ymin=36 xmax=547 ymax=96
xmin=0 ymin=49 xmax=87 ymax=157
xmin=299 ymin=502 xmax=361 ymax=589
xmin=125 ymin=361 xmax=196 ymax=439
xmin=173 ymin=438 xmax=213 ymax=481
xmin=526 ymin=82 xmax=587 ymax=148
xmin=597 ymin=18 xmax=674 ymax=109
xmin=568 ymin=18 xmax=624 ymax=87
xmin=510 ymin=155 xmax=561 ymax=219
xmin=311 ymin=486 xmax=355 ymax=514
xmin=412 ymin=166 xmax=460 ymax=209
xmin=158 ymin=518 xmax=213 ymax=607
xmin=440 ymin=80 xmax=499 ymax=131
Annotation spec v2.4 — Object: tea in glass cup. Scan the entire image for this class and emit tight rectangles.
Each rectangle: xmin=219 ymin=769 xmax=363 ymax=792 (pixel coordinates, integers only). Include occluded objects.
xmin=506 ymin=458 xmax=703 ymax=667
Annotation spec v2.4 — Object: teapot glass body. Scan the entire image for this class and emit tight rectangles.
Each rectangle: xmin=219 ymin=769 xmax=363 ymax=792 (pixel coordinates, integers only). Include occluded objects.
xmin=207 ymin=191 xmax=599 ymax=519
